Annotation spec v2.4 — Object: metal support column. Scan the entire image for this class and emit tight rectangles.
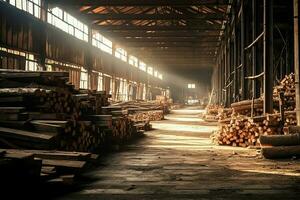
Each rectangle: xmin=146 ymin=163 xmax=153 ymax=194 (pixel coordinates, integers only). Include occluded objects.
xmin=233 ymin=8 xmax=238 ymax=102
xmin=294 ymin=0 xmax=300 ymax=125
xmin=263 ymin=0 xmax=274 ymax=114
xmin=38 ymin=0 xmax=48 ymax=71
xmin=224 ymin=42 xmax=228 ymax=107
xmin=252 ymin=0 xmax=258 ymax=98
xmin=241 ymin=0 xmax=246 ymax=100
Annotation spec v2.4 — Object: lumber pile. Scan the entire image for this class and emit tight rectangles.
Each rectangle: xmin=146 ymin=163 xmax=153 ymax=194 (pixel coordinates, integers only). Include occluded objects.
xmin=231 ymin=99 xmax=264 ymax=116
xmin=103 ymin=100 xmax=165 ymax=132
xmin=217 ymin=107 xmax=233 ymax=124
xmin=273 ymin=73 xmax=295 ymax=111
xmin=204 ymin=104 xmax=221 ymax=122
xmin=0 ymin=148 xmax=96 ymax=185
xmin=129 ymin=110 xmax=164 ymax=121
xmin=211 ymin=115 xmax=262 ymax=147
xmin=110 ymin=100 xmax=168 ymax=115
xmin=0 ymin=70 xmax=141 ymax=152
xmin=170 ymin=103 xmax=183 ymax=110
xmin=155 ymin=95 xmax=171 ymax=114
xmin=212 ymin=73 xmax=298 ymax=148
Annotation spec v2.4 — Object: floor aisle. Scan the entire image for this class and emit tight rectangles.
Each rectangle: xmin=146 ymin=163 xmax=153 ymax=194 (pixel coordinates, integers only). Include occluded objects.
xmin=58 ymin=107 xmax=300 ymax=200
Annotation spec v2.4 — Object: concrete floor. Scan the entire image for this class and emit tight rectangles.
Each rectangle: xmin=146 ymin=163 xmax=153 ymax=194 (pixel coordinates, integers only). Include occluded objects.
xmin=58 ymin=107 xmax=300 ymax=200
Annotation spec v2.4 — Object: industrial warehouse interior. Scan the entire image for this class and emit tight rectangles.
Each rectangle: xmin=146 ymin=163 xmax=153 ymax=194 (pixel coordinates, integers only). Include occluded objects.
xmin=0 ymin=0 xmax=300 ymax=199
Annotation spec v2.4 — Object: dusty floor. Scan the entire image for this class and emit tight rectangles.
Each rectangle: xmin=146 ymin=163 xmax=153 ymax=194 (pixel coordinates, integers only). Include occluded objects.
xmin=58 ymin=107 xmax=300 ymax=200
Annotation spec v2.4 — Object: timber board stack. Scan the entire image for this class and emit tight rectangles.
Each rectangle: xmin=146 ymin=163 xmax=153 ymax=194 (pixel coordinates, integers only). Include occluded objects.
xmin=103 ymin=100 xmax=168 ymax=132
xmin=0 ymin=148 xmax=98 ymax=188
xmin=212 ymin=73 xmax=297 ymax=148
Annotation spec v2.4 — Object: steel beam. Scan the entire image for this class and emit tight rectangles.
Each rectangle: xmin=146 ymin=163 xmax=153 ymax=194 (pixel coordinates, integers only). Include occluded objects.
xmin=252 ymin=0 xmax=259 ymax=99
xmin=294 ymin=0 xmax=300 ymax=125
xmin=109 ymin=32 xmax=222 ymax=37
xmin=94 ymin=25 xmax=223 ymax=31
xmin=87 ymin=13 xmax=225 ymax=21
xmin=117 ymin=37 xmax=221 ymax=43
xmin=48 ymin=0 xmax=230 ymax=7
xmin=233 ymin=7 xmax=238 ymax=102
xmin=263 ymin=0 xmax=274 ymax=114
xmin=240 ymin=0 xmax=246 ymax=100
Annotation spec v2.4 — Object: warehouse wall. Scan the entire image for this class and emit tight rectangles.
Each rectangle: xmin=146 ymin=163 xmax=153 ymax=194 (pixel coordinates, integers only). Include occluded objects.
xmin=0 ymin=2 xmax=166 ymax=100
xmin=212 ymin=0 xmax=295 ymax=107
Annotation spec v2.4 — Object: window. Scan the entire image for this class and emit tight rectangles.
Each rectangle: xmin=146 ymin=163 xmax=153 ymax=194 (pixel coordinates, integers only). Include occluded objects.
xmin=129 ymin=55 xmax=138 ymax=67
xmin=114 ymin=47 xmax=127 ymax=62
xmin=80 ymin=68 xmax=88 ymax=89
xmin=92 ymin=32 xmax=113 ymax=54
xmin=188 ymin=84 xmax=196 ymax=89
xmin=25 ymin=54 xmax=39 ymax=71
xmin=158 ymin=73 xmax=163 ymax=80
xmin=154 ymin=70 xmax=158 ymax=77
xmin=8 ymin=0 xmax=41 ymax=18
xmin=139 ymin=61 xmax=146 ymax=71
xmin=147 ymin=66 xmax=153 ymax=75
xmin=97 ymin=72 xmax=103 ymax=91
xmin=47 ymin=7 xmax=88 ymax=42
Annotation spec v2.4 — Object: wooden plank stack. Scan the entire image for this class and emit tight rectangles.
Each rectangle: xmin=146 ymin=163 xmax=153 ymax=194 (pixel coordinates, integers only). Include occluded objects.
xmin=0 ymin=148 xmax=96 ymax=185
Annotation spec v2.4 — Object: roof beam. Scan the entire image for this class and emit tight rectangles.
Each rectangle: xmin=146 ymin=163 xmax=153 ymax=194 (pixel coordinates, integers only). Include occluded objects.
xmin=117 ymin=38 xmax=221 ymax=43
xmin=86 ymin=13 xmax=225 ymax=21
xmin=120 ymin=40 xmax=220 ymax=44
xmin=48 ymin=0 xmax=230 ymax=7
xmin=109 ymin=32 xmax=222 ymax=37
xmin=125 ymin=43 xmax=220 ymax=48
xmin=93 ymin=25 xmax=223 ymax=31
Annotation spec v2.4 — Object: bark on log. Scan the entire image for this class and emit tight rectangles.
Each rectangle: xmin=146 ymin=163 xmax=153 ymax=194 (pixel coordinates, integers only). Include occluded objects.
xmin=261 ymin=145 xmax=300 ymax=158
xmin=259 ymin=133 xmax=300 ymax=146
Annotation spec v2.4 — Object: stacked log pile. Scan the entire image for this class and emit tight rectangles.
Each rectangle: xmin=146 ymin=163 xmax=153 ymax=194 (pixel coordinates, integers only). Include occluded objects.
xmin=204 ymin=104 xmax=221 ymax=122
xmin=273 ymin=73 xmax=295 ymax=111
xmin=231 ymin=99 xmax=264 ymax=116
xmin=211 ymin=115 xmax=262 ymax=147
xmin=155 ymin=95 xmax=171 ymax=114
xmin=213 ymin=73 xmax=298 ymax=148
xmin=217 ymin=108 xmax=233 ymax=124
xmin=170 ymin=103 xmax=183 ymax=110
xmin=102 ymin=100 xmax=166 ymax=132
xmin=129 ymin=110 xmax=164 ymax=122
xmin=0 ymin=70 xmax=140 ymax=152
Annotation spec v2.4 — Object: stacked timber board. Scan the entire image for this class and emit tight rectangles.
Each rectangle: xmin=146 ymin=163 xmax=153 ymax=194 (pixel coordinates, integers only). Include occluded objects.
xmin=0 ymin=148 xmax=96 ymax=185
xmin=103 ymin=100 xmax=167 ymax=132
